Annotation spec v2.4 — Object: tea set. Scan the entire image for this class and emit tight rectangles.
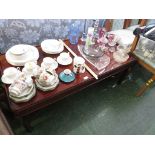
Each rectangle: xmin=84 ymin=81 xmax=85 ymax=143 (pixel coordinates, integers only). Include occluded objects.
xmin=1 ymin=39 xmax=86 ymax=103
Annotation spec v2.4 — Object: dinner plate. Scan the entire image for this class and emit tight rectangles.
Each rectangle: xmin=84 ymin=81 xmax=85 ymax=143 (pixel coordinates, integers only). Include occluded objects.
xmin=5 ymin=45 xmax=39 ymax=66
xmin=57 ymin=56 xmax=72 ymax=65
xmin=41 ymin=39 xmax=64 ymax=54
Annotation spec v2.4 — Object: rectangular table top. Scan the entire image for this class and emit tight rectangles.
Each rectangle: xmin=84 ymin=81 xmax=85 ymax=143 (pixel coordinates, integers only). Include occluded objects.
xmin=0 ymin=40 xmax=136 ymax=117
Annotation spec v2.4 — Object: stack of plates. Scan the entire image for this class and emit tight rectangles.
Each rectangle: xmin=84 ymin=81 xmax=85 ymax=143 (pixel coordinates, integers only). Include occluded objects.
xmin=5 ymin=44 xmax=39 ymax=66
xmin=9 ymin=84 xmax=36 ymax=103
xmin=41 ymin=39 xmax=64 ymax=54
xmin=35 ymin=74 xmax=59 ymax=91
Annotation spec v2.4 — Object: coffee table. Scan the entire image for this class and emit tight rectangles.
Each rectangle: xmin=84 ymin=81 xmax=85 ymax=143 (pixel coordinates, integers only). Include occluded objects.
xmin=0 ymin=40 xmax=136 ymax=130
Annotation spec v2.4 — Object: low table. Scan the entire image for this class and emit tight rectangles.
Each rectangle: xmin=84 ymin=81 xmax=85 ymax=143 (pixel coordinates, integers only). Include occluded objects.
xmin=0 ymin=40 xmax=136 ymax=130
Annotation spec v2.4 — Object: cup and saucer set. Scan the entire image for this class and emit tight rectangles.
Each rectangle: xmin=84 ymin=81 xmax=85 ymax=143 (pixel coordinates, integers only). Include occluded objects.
xmin=59 ymin=56 xmax=86 ymax=83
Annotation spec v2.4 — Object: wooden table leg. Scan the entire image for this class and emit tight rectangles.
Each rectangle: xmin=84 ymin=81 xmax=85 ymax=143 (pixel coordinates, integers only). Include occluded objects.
xmin=136 ymin=74 xmax=155 ymax=96
xmin=117 ymin=68 xmax=131 ymax=85
xmin=21 ymin=116 xmax=33 ymax=133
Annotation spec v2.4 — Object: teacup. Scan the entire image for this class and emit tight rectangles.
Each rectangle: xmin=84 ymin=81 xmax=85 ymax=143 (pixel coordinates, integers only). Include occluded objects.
xmin=3 ymin=67 xmax=19 ymax=79
xmin=23 ymin=61 xmax=38 ymax=76
xmin=25 ymin=61 xmax=37 ymax=70
xmin=59 ymin=52 xmax=70 ymax=62
xmin=64 ymin=69 xmax=72 ymax=75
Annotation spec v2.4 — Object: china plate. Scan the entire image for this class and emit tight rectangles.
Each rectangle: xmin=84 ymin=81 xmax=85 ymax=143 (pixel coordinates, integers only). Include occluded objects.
xmin=41 ymin=39 xmax=64 ymax=54
xmin=9 ymin=44 xmax=28 ymax=55
xmin=41 ymin=61 xmax=58 ymax=70
xmin=5 ymin=45 xmax=39 ymax=66
xmin=57 ymin=56 xmax=72 ymax=66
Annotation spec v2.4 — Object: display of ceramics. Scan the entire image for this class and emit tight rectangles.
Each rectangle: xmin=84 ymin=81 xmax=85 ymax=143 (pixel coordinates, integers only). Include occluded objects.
xmin=5 ymin=44 xmax=39 ymax=66
xmin=57 ymin=52 xmax=72 ymax=65
xmin=35 ymin=68 xmax=59 ymax=91
xmin=1 ymin=67 xmax=21 ymax=84
xmin=41 ymin=57 xmax=58 ymax=70
xmin=41 ymin=39 xmax=64 ymax=54
xmin=59 ymin=69 xmax=75 ymax=83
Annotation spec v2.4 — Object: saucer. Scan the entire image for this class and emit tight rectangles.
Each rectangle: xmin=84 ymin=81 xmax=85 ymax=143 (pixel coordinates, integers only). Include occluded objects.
xmin=35 ymin=78 xmax=59 ymax=91
xmin=59 ymin=71 xmax=75 ymax=83
xmin=41 ymin=60 xmax=58 ymax=70
xmin=57 ymin=56 xmax=72 ymax=65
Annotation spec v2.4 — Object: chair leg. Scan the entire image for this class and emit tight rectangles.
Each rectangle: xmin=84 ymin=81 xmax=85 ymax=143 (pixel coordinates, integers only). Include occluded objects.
xmin=136 ymin=74 xmax=155 ymax=96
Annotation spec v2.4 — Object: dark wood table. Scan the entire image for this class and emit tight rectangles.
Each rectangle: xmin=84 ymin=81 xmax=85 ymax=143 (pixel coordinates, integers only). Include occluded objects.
xmin=0 ymin=40 xmax=136 ymax=129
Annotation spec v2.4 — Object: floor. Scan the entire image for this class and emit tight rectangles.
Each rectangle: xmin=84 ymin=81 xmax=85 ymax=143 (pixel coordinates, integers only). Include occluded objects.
xmin=4 ymin=64 xmax=155 ymax=134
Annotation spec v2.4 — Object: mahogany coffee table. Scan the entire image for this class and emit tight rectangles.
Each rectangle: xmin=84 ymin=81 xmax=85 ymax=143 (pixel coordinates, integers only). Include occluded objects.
xmin=0 ymin=40 xmax=136 ymax=130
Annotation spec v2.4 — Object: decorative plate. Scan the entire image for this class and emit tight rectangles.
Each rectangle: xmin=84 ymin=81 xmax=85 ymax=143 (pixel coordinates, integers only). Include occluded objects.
xmin=57 ymin=56 xmax=72 ymax=66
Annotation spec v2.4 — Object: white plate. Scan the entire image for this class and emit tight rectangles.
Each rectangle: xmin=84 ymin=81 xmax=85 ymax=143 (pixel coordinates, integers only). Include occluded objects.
xmin=41 ymin=61 xmax=58 ymax=70
xmin=41 ymin=39 xmax=64 ymax=54
xmin=10 ymin=44 xmax=27 ymax=55
xmin=6 ymin=45 xmax=39 ymax=66
xmin=1 ymin=70 xmax=21 ymax=84
xmin=57 ymin=56 xmax=72 ymax=65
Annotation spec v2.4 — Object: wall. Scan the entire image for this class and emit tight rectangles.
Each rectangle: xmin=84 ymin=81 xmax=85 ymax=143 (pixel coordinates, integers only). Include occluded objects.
xmin=0 ymin=19 xmax=155 ymax=54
